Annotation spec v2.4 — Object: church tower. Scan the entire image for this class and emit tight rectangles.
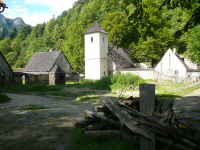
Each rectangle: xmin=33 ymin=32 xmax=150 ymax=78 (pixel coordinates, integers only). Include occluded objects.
xmin=84 ymin=21 xmax=109 ymax=80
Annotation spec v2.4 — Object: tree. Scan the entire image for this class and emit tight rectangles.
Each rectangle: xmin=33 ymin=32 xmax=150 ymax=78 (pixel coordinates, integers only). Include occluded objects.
xmin=17 ymin=25 xmax=32 ymax=41
xmin=63 ymin=19 xmax=88 ymax=72
xmin=9 ymin=27 xmax=18 ymax=40
xmin=51 ymin=23 xmax=63 ymax=44
xmin=11 ymin=40 xmax=21 ymax=55
xmin=6 ymin=52 xmax=18 ymax=67
xmin=0 ymin=39 xmax=12 ymax=56
xmin=0 ymin=30 xmax=5 ymax=40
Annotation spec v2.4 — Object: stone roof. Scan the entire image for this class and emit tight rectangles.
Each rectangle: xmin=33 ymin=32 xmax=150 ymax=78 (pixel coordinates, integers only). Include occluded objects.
xmin=23 ymin=50 xmax=65 ymax=72
xmin=83 ymin=21 xmax=109 ymax=35
xmin=174 ymin=52 xmax=190 ymax=70
xmin=0 ymin=51 xmax=13 ymax=72
xmin=50 ymin=64 xmax=65 ymax=73
xmin=108 ymin=45 xmax=136 ymax=68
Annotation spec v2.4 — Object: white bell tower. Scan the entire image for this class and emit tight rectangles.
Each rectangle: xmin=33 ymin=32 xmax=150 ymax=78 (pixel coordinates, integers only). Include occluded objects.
xmin=84 ymin=21 xmax=109 ymax=80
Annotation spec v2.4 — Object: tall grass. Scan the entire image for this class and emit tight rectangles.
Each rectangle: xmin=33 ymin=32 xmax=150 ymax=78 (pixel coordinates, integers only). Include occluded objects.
xmin=90 ymin=73 xmax=145 ymax=90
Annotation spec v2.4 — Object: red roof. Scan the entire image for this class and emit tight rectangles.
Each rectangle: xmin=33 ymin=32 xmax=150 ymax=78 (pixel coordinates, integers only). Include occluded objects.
xmin=0 ymin=0 xmax=6 ymax=5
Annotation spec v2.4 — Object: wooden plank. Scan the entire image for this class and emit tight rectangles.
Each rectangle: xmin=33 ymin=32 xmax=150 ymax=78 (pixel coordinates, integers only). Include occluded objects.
xmin=149 ymin=127 xmax=168 ymax=137
xmin=154 ymin=112 xmax=168 ymax=118
xmin=172 ymin=135 xmax=197 ymax=147
xmin=139 ymin=84 xmax=156 ymax=150
xmin=156 ymin=103 xmax=163 ymax=113
xmin=102 ymin=97 xmax=151 ymax=139
xmin=93 ymin=105 xmax=110 ymax=112
xmin=162 ymin=98 xmax=174 ymax=114
xmin=84 ymin=130 xmax=132 ymax=140
xmin=156 ymin=136 xmax=194 ymax=150
xmin=131 ymin=116 xmax=200 ymax=142
xmin=84 ymin=110 xmax=121 ymax=129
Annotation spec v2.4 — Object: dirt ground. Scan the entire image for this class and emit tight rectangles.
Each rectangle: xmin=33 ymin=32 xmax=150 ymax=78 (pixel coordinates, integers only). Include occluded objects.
xmin=0 ymin=93 xmax=103 ymax=150
xmin=0 ymin=85 xmax=200 ymax=150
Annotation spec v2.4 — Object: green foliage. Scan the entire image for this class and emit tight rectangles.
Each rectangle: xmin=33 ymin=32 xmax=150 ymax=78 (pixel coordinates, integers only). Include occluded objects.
xmin=0 ymin=30 xmax=5 ymax=40
xmin=9 ymin=27 xmax=18 ymax=40
xmin=185 ymin=25 xmax=200 ymax=64
xmin=0 ymin=94 xmax=11 ymax=103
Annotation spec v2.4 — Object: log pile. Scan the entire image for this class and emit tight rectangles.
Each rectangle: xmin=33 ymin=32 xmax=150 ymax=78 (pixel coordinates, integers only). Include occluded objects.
xmin=75 ymin=96 xmax=200 ymax=150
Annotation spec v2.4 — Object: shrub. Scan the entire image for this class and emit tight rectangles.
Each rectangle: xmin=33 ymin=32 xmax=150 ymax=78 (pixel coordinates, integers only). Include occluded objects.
xmin=0 ymin=94 xmax=11 ymax=103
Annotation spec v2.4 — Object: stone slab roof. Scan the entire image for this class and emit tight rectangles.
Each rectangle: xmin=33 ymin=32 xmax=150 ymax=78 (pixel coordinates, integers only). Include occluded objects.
xmin=108 ymin=45 xmax=136 ymax=68
xmin=23 ymin=50 xmax=62 ymax=72
xmin=50 ymin=64 xmax=65 ymax=73
xmin=83 ymin=21 xmax=109 ymax=35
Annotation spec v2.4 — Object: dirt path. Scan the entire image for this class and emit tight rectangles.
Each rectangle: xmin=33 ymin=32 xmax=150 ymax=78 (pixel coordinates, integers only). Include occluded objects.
xmin=173 ymin=88 xmax=200 ymax=123
xmin=0 ymin=93 xmax=102 ymax=150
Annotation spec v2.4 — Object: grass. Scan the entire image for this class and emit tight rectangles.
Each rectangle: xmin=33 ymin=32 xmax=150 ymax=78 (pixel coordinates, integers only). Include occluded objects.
xmin=70 ymin=128 xmax=139 ymax=150
xmin=183 ymin=117 xmax=200 ymax=123
xmin=155 ymin=82 xmax=200 ymax=101
xmin=23 ymin=105 xmax=50 ymax=111
xmin=0 ymin=94 xmax=11 ymax=103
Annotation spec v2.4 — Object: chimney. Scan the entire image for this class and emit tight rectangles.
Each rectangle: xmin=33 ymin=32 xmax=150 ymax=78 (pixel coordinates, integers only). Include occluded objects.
xmin=173 ymin=48 xmax=176 ymax=54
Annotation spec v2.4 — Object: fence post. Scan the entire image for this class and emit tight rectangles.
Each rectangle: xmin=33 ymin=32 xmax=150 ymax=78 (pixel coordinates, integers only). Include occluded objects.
xmin=140 ymin=84 xmax=155 ymax=150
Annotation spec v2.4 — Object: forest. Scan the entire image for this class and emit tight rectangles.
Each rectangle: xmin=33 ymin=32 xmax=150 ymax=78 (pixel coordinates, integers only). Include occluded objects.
xmin=0 ymin=0 xmax=200 ymax=73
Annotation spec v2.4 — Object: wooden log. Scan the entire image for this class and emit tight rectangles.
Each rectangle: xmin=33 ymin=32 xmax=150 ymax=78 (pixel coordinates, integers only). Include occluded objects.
xmin=122 ymin=135 xmax=139 ymax=144
xmin=84 ymin=110 xmax=121 ymax=129
xmin=154 ymin=112 xmax=168 ymax=118
xmin=75 ymin=119 xmax=96 ymax=128
xmin=84 ymin=130 xmax=132 ymax=140
xmin=162 ymin=98 xmax=174 ymax=114
xmin=131 ymin=116 xmax=200 ymax=142
xmin=102 ymin=97 xmax=151 ymax=139
xmin=93 ymin=105 xmax=110 ymax=112
xmin=149 ymin=127 xmax=168 ymax=137
xmin=176 ymin=124 xmax=200 ymax=133
xmin=156 ymin=136 xmax=194 ymax=150
xmin=172 ymin=135 xmax=197 ymax=147
xmin=83 ymin=124 xmax=107 ymax=132
xmin=139 ymin=84 xmax=156 ymax=150
xmin=156 ymin=103 xmax=163 ymax=113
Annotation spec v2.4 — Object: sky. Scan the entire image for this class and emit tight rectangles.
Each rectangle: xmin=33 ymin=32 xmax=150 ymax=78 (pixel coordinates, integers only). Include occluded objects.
xmin=2 ymin=0 xmax=77 ymax=26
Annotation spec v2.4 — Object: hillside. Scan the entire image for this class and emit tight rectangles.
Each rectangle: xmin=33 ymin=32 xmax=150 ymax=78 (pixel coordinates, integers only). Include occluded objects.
xmin=0 ymin=14 xmax=26 ymax=36
xmin=0 ymin=0 xmax=200 ymax=72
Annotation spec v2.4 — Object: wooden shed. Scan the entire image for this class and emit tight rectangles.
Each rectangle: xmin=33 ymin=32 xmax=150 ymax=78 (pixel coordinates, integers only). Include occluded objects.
xmin=49 ymin=64 xmax=66 ymax=85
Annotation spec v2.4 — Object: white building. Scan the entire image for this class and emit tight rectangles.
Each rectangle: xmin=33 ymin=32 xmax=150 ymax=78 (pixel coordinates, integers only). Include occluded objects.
xmin=154 ymin=48 xmax=200 ymax=82
xmin=84 ymin=21 xmax=135 ymax=80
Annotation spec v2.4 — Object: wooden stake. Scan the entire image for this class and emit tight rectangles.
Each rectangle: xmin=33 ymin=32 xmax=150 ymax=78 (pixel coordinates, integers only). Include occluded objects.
xmin=139 ymin=84 xmax=156 ymax=150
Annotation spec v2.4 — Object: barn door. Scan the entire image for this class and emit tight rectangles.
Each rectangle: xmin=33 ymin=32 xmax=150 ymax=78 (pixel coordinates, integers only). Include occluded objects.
xmin=1 ymin=72 xmax=5 ymax=86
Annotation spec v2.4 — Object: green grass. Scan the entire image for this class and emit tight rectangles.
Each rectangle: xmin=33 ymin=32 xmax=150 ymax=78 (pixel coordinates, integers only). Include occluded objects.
xmin=0 ymin=94 xmax=11 ymax=103
xmin=155 ymin=83 xmax=200 ymax=101
xmin=23 ymin=105 xmax=49 ymax=111
xmin=70 ymin=128 xmax=139 ymax=150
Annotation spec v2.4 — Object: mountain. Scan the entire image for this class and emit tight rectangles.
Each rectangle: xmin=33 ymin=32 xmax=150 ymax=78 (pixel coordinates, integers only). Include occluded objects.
xmin=0 ymin=14 xmax=27 ymax=36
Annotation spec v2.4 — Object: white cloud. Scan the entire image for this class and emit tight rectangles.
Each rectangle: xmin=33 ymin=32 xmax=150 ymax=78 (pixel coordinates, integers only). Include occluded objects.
xmin=4 ymin=8 xmax=60 ymax=26
xmin=24 ymin=0 xmax=76 ymax=13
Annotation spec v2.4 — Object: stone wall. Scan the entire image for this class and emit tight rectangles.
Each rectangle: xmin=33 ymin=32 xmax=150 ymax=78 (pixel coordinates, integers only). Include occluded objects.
xmin=120 ymin=68 xmax=155 ymax=80
xmin=13 ymin=75 xmax=22 ymax=84
xmin=25 ymin=75 xmax=49 ymax=85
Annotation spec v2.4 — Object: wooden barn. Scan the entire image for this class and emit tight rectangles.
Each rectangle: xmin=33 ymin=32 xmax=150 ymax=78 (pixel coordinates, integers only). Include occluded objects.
xmin=0 ymin=52 xmax=13 ymax=85
xmin=23 ymin=50 xmax=73 ymax=85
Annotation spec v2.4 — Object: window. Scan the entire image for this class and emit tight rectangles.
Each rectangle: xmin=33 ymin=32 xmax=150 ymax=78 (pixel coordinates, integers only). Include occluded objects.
xmin=104 ymin=71 xmax=105 ymax=75
xmin=1 ymin=72 xmax=5 ymax=76
xmin=91 ymin=37 xmax=93 ymax=43
xmin=103 ymin=37 xmax=104 ymax=42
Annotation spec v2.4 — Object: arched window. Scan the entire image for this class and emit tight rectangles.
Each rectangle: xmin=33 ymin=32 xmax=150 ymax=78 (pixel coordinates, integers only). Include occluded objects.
xmin=103 ymin=37 xmax=104 ymax=42
xmin=91 ymin=37 xmax=93 ymax=43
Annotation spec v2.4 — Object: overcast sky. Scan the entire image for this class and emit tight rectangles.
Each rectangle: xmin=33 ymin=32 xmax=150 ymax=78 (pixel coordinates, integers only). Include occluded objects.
xmin=3 ymin=0 xmax=77 ymax=26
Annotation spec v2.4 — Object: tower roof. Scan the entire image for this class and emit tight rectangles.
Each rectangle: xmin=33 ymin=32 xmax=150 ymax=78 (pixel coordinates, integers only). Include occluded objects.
xmin=83 ymin=21 xmax=109 ymax=35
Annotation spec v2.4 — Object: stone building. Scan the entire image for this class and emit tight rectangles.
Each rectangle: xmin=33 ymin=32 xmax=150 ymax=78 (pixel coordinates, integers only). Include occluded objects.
xmin=0 ymin=52 xmax=13 ymax=85
xmin=23 ymin=50 xmax=73 ymax=85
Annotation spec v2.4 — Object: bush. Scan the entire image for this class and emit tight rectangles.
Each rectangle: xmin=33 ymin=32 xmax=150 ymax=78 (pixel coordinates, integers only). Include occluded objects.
xmin=0 ymin=94 xmax=11 ymax=103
